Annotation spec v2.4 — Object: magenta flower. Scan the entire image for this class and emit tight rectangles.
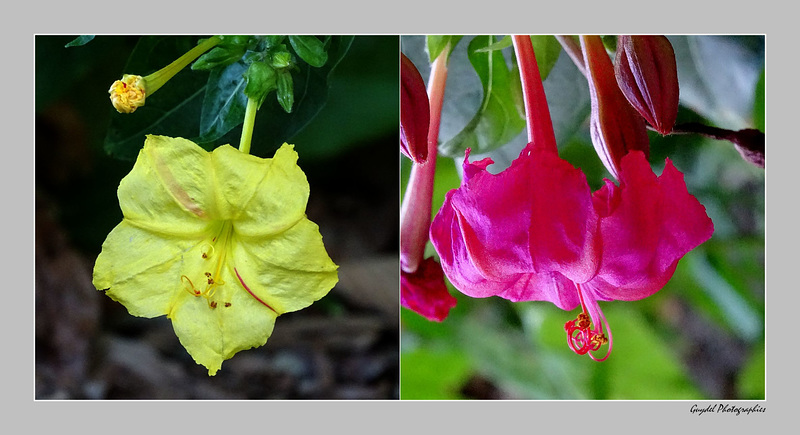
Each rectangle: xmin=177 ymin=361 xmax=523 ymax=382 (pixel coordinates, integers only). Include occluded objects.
xmin=429 ymin=35 xmax=713 ymax=360
xmin=430 ymin=140 xmax=713 ymax=359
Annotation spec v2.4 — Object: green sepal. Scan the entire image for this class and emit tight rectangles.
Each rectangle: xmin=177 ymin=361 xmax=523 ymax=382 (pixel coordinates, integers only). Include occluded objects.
xmin=272 ymin=51 xmax=292 ymax=69
xmin=244 ymin=61 xmax=278 ymax=108
xmin=217 ymin=35 xmax=254 ymax=48
xmin=277 ymin=69 xmax=294 ymax=113
xmin=288 ymin=35 xmax=328 ymax=67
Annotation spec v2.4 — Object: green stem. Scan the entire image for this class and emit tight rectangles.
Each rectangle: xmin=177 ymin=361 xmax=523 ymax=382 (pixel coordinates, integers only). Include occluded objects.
xmin=238 ymin=97 xmax=258 ymax=154
xmin=144 ymin=35 xmax=221 ymax=95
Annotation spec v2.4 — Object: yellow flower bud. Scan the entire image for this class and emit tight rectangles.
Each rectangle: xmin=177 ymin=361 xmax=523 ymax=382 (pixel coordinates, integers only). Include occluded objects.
xmin=108 ymin=74 xmax=146 ymax=113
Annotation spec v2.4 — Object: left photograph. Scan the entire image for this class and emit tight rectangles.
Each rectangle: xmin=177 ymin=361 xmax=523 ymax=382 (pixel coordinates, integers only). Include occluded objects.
xmin=35 ymin=35 xmax=400 ymax=399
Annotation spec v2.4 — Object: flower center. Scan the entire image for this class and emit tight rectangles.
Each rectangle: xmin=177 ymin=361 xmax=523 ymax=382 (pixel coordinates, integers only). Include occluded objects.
xmin=564 ymin=282 xmax=613 ymax=361
xmin=181 ymin=221 xmax=235 ymax=308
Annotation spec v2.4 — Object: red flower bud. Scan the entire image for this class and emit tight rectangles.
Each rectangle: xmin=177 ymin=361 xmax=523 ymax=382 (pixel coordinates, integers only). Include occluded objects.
xmin=615 ymin=35 xmax=679 ymax=136
xmin=401 ymin=53 xmax=430 ymax=163
xmin=581 ymin=35 xmax=650 ymax=181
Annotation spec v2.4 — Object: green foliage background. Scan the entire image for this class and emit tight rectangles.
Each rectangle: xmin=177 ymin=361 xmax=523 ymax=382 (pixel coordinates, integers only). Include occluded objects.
xmin=400 ymin=35 xmax=765 ymax=400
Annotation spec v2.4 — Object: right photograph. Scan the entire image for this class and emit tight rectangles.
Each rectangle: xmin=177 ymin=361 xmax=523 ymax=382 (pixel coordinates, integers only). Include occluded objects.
xmin=400 ymin=35 xmax=765 ymax=400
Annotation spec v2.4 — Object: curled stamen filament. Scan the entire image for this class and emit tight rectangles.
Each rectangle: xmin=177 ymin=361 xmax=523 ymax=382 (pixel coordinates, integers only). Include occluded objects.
xmin=181 ymin=275 xmax=201 ymax=296
xmin=564 ymin=283 xmax=613 ymax=362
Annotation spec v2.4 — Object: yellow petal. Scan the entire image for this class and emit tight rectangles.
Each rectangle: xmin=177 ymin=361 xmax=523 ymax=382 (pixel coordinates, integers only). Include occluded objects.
xmin=232 ymin=218 xmax=339 ymax=314
xmin=215 ymin=143 xmax=309 ymax=237
xmin=93 ymin=136 xmax=338 ymax=375
xmin=119 ymin=135 xmax=216 ymax=235
xmin=93 ymin=220 xmax=212 ymax=317
xmin=168 ymin=263 xmax=278 ymax=376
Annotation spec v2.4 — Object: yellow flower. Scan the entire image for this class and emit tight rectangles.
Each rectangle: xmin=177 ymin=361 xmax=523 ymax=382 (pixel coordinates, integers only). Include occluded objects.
xmin=108 ymin=74 xmax=146 ymax=113
xmin=93 ymin=135 xmax=338 ymax=375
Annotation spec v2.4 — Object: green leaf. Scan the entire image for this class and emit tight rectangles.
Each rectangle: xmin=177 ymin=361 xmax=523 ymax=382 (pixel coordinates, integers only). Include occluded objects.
xmin=288 ymin=35 xmax=328 ymax=67
xmin=103 ymin=35 xmax=354 ymax=160
xmin=288 ymin=36 xmax=399 ymax=162
xmin=474 ymin=35 xmax=512 ymax=52
xmin=197 ymin=59 xmax=249 ymax=144
xmin=438 ymin=35 xmax=526 ymax=158
xmin=426 ymin=35 xmax=463 ymax=62
xmin=191 ymin=45 xmax=246 ymax=71
xmin=208 ymin=35 xmax=355 ymax=158
xmin=65 ymin=35 xmax=94 ymax=47
xmin=529 ymin=35 xmax=562 ymax=80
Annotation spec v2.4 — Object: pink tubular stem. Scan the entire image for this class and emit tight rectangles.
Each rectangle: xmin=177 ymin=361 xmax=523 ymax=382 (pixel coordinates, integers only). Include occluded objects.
xmin=511 ymin=35 xmax=557 ymax=153
xmin=400 ymin=45 xmax=449 ymax=274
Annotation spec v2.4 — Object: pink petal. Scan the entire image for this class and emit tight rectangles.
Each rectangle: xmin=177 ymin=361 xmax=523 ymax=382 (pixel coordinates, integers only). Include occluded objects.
xmin=589 ymin=151 xmax=714 ymax=300
xmin=430 ymin=141 xmax=597 ymax=308
xmin=401 ymin=257 xmax=457 ymax=322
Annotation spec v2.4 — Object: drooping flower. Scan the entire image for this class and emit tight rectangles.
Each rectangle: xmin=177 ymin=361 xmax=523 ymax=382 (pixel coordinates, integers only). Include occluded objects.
xmin=93 ymin=135 xmax=338 ymax=375
xmin=429 ymin=35 xmax=713 ymax=360
xmin=614 ymin=35 xmax=680 ymax=136
xmin=431 ymin=141 xmax=713 ymax=360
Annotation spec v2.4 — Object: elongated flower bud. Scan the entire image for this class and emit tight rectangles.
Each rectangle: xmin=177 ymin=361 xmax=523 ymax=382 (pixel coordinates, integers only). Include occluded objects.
xmin=401 ymin=53 xmax=430 ymax=163
xmin=109 ymin=36 xmax=221 ymax=114
xmin=615 ymin=35 xmax=679 ymax=135
xmin=581 ymin=35 xmax=650 ymax=181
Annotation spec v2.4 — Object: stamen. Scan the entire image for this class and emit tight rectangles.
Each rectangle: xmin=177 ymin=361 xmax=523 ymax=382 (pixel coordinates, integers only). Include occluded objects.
xmin=181 ymin=275 xmax=201 ymax=296
xmin=201 ymin=243 xmax=215 ymax=259
xmin=564 ymin=283 xmax=613 ymax=361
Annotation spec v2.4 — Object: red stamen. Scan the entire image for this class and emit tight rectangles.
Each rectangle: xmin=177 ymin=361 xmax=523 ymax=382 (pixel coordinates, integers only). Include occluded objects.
xmin=564 ymin=283 xmax=612 ymax=361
